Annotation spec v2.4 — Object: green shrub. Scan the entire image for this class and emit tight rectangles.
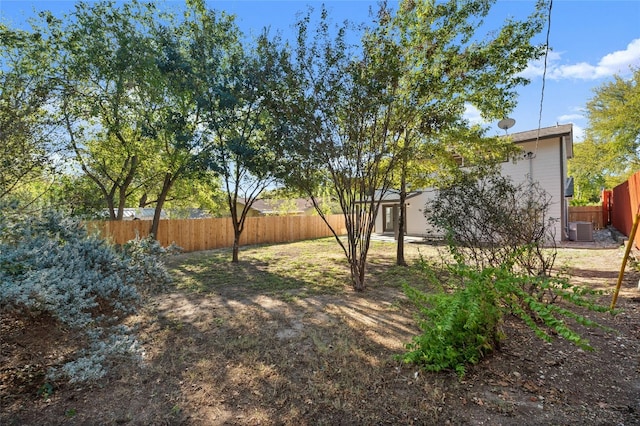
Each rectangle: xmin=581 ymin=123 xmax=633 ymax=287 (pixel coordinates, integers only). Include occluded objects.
xmin=401 ymin=263 xmax=611 ymax=376
xmin=0 ymin=206 xmax=173 ymax=383
xmin=401 ymin=266 xmax=503 ymax=376
xmin=427 ymin=172 xmax=557 ymax=277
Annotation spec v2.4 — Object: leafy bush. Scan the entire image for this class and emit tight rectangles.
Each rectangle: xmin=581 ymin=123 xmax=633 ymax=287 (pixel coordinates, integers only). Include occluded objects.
xmin=120 ymin=234 xmax=180 ymax=294
xmin=427 ymin=172 xmax=558 ymax=277
xmin=401 ymin=263 xmax=611 ymax=376
xmin=0 ymin=206 xmax=172 ymax=383
xmin=402 ymin=268 xmax=503 ymax=376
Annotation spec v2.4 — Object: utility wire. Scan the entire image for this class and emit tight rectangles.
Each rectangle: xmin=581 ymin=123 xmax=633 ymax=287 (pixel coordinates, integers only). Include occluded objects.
xmin=534 ymin=0 xmax=553 ymax=155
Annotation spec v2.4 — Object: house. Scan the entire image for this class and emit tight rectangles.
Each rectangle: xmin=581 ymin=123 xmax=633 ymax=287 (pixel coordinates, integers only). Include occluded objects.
xmin=374 ymin=124 xmax=574 ymax=242
xmin=235 ymin=198 xmax=318 ymax=217
xmin=101 ymin=208 xmax=168 ymax=220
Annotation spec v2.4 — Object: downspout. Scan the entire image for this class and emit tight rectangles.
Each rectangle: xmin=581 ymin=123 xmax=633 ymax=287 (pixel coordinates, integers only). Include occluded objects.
xmin=560 ymin=135 xmax=567 ymax=241
xmin=525 ymin=150 xmax=535 ymax=184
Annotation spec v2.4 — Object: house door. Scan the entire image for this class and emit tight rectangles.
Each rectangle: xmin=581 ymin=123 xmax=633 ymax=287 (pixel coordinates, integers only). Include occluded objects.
xmin=383 ymin=205 xmax=398 ymax=233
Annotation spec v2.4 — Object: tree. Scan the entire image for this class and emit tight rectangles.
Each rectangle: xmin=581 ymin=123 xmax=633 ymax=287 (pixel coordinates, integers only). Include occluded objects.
xmin=280 ymin=7 xmax=405 ymax=290
xmin=568 ymin=139 xmax=608 ymax=204
xmin=41 ymin=1 xmax=236 ymax=234
xmin=384 ymin=0 xmax=548 ymax=265
xmin=0 ymin=25 xmax=54 ymax=203
xmin=191 ymin=19 xmax=289 ymax=262
xmin=135 ymin=6 xmax=239 ymax=238
xmin=569 ymin=67 xmax=640 ymax=202
xmin=280 ymin=1 xmax=544 ymax=288
xmin=44 ymin=1 xmax=161 ymax=220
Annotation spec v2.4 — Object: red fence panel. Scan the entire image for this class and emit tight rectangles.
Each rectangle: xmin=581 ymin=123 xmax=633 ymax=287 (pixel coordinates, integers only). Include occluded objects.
xmin=611 ymin=171 xmax=640 ymax=248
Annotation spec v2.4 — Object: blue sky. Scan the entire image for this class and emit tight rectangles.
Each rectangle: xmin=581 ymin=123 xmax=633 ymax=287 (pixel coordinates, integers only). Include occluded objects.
xmin=2 ymin=0 xmax=639 ymax=140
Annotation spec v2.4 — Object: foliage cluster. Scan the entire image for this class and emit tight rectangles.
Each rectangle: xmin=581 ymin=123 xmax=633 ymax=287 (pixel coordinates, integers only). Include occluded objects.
xmin=2 ymin=0 xmax=549 ymax=284
xmin=0 ymin=23 xmax=54 ymax=203
xmin=0 ymin=204 xmax=172 ymax=383
xmin=402 ymin=172 xmax=610 ymax=375
xmin=427 ymin=172 xmax=558 ymax=276
xmin=569 ymin=67 xmax=640 ymax=203
xmin=402 ymin=261 xmax=610 ymax=376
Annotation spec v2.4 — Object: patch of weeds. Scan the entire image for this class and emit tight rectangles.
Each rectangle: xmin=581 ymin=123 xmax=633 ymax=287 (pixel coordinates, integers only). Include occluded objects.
xmin=247 ymin=273 xmax=303 ymax=292
xmin=171 ymin=320 xmax=184 ymax=331
xmin=310 ymin=332 xmax=331 ymax=354
xmin=224 ymin=335 xmax=260 ymax=352
xmin=37 ymin=382 xmax=54 ymax=399
xmin=170 ymin=404 xmax=181 ymax=416
xmin=65 ymin=408 xmax=77 ymax=419
xmin=386 ymin=298 xmax=404 ymax=311
xmin=280 ymin=292 xmax=299 ymax=303
xmin=211 ymin=317 xmax=225 ymax=326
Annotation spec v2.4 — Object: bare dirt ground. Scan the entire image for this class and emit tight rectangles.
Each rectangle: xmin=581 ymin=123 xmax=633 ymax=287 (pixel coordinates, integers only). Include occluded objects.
xmin=2 ymin=230 xmax=640 ymax=425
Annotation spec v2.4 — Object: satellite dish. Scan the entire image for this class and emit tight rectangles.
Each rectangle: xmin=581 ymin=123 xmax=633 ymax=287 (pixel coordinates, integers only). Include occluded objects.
xmin=498 ymin=117 xmax=516 ymax=131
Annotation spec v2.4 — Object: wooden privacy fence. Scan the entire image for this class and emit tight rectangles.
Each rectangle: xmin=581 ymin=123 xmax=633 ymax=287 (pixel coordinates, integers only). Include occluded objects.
xmin=86 ymin=214 xmax=347 ymax=252
xmin=568 ymin=206 xmax=605 ymax=230
xmin=611 ymin=171 xmax=640 ymax=249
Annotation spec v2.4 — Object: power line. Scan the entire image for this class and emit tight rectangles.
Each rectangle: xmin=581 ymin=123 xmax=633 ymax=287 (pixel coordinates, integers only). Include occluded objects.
xmin=534 ymin=0 xmax=553 ymax=156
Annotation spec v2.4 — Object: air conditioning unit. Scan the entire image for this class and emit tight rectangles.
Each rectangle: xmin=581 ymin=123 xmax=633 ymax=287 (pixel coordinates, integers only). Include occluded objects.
xmin=569 ymin=221 xmax=593 ymax=242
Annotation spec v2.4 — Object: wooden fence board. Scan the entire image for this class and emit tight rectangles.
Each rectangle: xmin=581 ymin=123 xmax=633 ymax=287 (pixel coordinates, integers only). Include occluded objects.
xmin=611 ymin=171 xmax=640 ymax=248
xmin=86 ymin=214 xmax=346 ymax=252
xmin=568 ymin=206 xmax=604 ymax=230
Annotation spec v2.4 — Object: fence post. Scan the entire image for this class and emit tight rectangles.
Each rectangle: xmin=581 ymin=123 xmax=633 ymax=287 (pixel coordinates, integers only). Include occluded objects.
xmin=602 ymin=189 xmax=612 ymax=227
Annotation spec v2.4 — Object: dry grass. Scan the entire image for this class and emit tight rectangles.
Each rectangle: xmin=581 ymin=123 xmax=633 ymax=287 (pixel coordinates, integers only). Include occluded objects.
xmin=2 ymin=238 xmax=640 ymax=425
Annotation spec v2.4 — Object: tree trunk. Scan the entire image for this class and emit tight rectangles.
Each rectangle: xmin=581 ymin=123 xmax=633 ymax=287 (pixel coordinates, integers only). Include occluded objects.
xmin=350 ymin=259 xmax=366 ymax=291
xmin=150 ymin=172 xmax=173 ymax=239
xmin=116 ymin=191 xmax=127 ymax=221
xmin=229 ymin=195 xmax=243 ymax=263
xmin=232 ymin=229 xmax=241 ymax=263
xmin=138 ymin=193 xmax=148 ymax=207
xmin=116 ymin=155 xmax=138 ymax=220
xmin=106 ymin=197 xmax=116 ymax=220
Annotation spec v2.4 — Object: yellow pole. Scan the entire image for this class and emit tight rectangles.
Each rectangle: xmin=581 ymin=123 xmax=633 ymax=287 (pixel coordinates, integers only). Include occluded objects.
xmin=611 ymin=206 xmax=640 ymax=310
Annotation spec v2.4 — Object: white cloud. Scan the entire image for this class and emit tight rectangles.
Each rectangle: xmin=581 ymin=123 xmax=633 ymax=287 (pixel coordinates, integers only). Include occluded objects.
xmin=519 ymin=50 xmax=562 ymax=79
xmin=463 ymin=103 xmax=485 ymax=125
xmin=550 ymin=62 xmax=597 ymax=80
xmin=523 ymin=38 xmax=640 ymax=81
xmin=597 ymin=38 xmax=640 ymax=76
xmin=557 ymin=113 xmax=584 ymax=122
xmin=571 ymin=124 xmax=584 ymax=142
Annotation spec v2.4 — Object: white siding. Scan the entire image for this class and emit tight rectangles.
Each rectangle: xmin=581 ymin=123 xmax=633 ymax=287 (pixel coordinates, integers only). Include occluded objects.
xmin=374 ymin=190 xmax=443 ymax=238
xmin=374 ymin=130 xmax=570 ymax=243
xmin=500 ymin=138 xmax=565 ymax=241
xmin=406 ymin=190 xmax=442 ymax=237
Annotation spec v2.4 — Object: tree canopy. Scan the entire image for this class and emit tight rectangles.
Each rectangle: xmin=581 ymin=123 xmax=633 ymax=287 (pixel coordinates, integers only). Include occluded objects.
xmin=569 ymin=67 xmax=640 ymax=203
xmin=0 ymin=24 xmax=55 ymax=203
xmin=280 ymin=0 xmax=548 ymax=289
xmin=384 ymin=0 xmax=547 ymax=265
xmin=1 ymin=0 xmax=548 ymax=280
